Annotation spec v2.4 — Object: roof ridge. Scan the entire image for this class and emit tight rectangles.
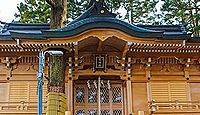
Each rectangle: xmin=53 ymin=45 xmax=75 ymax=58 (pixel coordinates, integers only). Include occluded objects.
xmin=69 ymin=0 xmax=116 ymax=25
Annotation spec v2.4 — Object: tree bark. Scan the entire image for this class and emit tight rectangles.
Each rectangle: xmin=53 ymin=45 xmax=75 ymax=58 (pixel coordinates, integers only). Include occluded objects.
xmin=129 ymin=0 xmax=133 ymax=24
xmin=46 ymin=53 xmax=67 ymax=115
xmin=45 ymin=1 xmax=67 ymax=115
xmin=46 ymin=0 xmax=67 ymax=29
xmin=48 ymin=54 xmax=66 ymax=93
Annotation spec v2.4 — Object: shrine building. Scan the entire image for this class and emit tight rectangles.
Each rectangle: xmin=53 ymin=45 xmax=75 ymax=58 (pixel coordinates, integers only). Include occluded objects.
xmin=0 ymin=0 xmax=200 ymax=115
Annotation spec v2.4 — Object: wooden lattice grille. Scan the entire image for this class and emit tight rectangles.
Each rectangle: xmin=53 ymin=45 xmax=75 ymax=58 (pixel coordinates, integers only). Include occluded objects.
xmin=74 ymin=80 xmax=124 ymax=115
xmin=150 ymin=82 xmax=188 ymax=101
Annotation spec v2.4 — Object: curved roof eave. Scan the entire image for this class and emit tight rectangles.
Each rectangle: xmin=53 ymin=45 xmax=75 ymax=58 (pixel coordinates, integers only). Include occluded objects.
xmin=10 ymin=30 xmax=45 ymax=40
xmin=42 ymin=17 xmax=164 ymax=39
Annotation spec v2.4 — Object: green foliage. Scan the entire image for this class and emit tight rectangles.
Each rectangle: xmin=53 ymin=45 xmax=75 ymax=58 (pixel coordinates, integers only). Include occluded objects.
xmin=67 ymin=0 xmax=123 ymax=22
xmin=15 ymin=0 xmax=51 ymax=23
xmin=15 ymin=0 xmax=123 ymax=23
xmin=161 ymin=0 xmax=200 ymax=36
xmin=15 ymin=0 xmax=89 ymax=23
xmin=105 ymin=0 xmax=123 ymax=12
xmin=67 ymin=0 xmax=89 ymax=22
xmin=123 ymin=0 xmax=159 ymax=24
xmin=15 ymin=0 xmax=199 ymax=36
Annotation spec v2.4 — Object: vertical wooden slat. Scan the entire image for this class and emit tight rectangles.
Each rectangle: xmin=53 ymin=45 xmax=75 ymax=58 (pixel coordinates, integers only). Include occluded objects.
xmin=168 ymin=82 xmax=171 ymax=101
xmin=123 ymin=85 xmax=127 ymax=115
xmin=98 ymin=77 xmax=101 ymax=115
xmin=187 ymin=83 xmax=191 ymax=101
xmin=147 ymin=82 xmax=151 ymax=102
xmin=27 ymin=82 xmax=30 ymax=102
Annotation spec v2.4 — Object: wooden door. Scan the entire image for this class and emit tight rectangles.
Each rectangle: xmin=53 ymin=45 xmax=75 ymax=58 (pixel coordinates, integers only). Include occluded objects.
xmin=74 ymin=79 xmax=124 ymax=115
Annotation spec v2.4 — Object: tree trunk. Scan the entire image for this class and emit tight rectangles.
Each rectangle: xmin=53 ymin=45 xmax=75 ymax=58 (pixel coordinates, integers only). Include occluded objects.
xmin=45 ymin=0 xmax=67 ymax=115
xmin=48 ymin=54 xmax=66 ymax=93
xmin=46 ymin=54 xmax=67 ymax=115
xmin=129 ymin=0 xmax=133 ymax=24
xmin=46 ymin=0 xmax=67 ymax=29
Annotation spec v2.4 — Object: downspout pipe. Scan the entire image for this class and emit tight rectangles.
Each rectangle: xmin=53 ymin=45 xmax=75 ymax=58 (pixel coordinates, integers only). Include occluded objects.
xmin=37 ymin=50 xmax=44 ymax=115
xmin=37 ymin=50 xmax=64 ymax=115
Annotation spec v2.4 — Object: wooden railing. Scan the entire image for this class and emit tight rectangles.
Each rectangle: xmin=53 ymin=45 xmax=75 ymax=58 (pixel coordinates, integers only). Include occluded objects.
xmin=0 ymin=101 xmax=46 ymax=114
xmin=149 ymin=100 xmax=200 ymax=114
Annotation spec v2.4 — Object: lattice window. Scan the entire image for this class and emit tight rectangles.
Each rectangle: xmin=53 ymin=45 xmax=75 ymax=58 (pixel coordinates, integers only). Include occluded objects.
xmin=75 ymin=87 xmax=85 ymax=103
xmin=74 ymin=81 xmax=124 ymax=115
xmin=113 ymin=110 xmax=122 ymax=115
xmin=112 ymin=87 xmax=122 ymax=103
xmin=100 ymin=87 xmax=109 ymax=103
xmin=88 ymin=87 xmax=97 ymax=103
xmin=101 ymin=110 xmax=110 ymax=115
xmin=75 ymin=110 xmax=85 ymax=115
xmin=88 ymin=110 xmax=97 ymax=115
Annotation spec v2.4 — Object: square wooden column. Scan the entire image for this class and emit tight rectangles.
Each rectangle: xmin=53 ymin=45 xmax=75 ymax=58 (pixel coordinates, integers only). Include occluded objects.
xmin=126 ymin=79 xmax=133 ymax=114
xmin=67 ymin=56 xmax=73 ymax=114
xmin=67 ymin=79 xmax=73 ymax=114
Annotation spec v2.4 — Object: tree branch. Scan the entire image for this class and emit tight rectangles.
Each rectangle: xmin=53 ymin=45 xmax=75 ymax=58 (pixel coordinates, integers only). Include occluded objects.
xmin=45 ymin=0 xmax=55 ymax=7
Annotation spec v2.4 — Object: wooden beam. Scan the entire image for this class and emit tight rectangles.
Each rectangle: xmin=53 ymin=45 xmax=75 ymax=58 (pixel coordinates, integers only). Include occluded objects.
xmin=122 ymin=42 xmax=131 ymax=57
xmin=97 ymin=40 xmax=103 ymax=52
xmin=74 ymin=42 xmax=79 ymax=72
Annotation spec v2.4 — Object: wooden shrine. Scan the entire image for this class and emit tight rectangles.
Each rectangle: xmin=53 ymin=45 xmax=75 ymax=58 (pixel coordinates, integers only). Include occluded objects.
xmin=0 ymin=0 xmax=200 ymax=115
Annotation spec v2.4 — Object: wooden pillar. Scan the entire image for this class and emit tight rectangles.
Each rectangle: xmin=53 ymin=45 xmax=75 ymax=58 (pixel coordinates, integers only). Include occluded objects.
xmin=184 ymin=62 xmax=191 ymax=101
xmin=126 ymin=57 xmax=133 ymax=114
xmin=67 ymin=79 xmax=73 ymax=113
xmin=67 ymin=56 xmax=73 ymax=114
xmin=98 ymin=77 xmax=101 ymax=115
xmin=184 ymin=68 xmax=190 ymax=80
xmin=126 ymin=79 xmax=133 ymax=114
xmin=67 ymin=42 xmax=78 ymax=114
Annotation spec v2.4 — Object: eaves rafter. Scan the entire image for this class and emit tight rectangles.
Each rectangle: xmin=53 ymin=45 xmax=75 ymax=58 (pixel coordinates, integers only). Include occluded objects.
xmin=0 ymin=42 xmax=74 ymax=52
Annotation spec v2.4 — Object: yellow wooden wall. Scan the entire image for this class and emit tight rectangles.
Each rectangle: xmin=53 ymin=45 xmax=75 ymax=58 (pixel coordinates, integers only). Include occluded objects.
xmin=1 ymin=79 xmax=200 ymax=115
xmin=132 ymin=80 xmax=200 ymax=115
xmin=9 ymin=81 xmax=47 ymax=102
xmin=190 ymin=83 xmax=200 ymax=101
xmin=0 ymin=83 xmax=9 ymax=102
xmin=0 ymin=81 xmax=47 ymax=102
xmin=150 ymin=82 xmax=188 ymax=101
xmin=0 ymin=80 xmax=48 ymax=115
xmin=132 ymin=82 xmax=149 ymax=115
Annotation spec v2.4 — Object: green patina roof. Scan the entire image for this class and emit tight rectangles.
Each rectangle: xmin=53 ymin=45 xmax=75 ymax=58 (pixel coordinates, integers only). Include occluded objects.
xmin=0 ymin=0 xmax=194 ymax=41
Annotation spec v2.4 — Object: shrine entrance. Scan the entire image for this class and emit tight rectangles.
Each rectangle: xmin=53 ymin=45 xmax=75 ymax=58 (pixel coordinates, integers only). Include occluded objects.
xmin=74 ymin=76 xmax=124 ymax=115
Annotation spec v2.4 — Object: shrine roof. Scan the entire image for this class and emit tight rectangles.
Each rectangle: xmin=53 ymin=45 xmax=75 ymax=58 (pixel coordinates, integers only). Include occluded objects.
xmin=0 ymin=22 xmax=49 ymax=40
xmin=0 ymin=0 xmax=193 ymax=41
xmin=188 ymin=37 xmax=200 ymax=43
xmin=0 ymin=19 xmax=191 ymax=41
xmin=42 ymin=17 xmax=164 ymax=38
